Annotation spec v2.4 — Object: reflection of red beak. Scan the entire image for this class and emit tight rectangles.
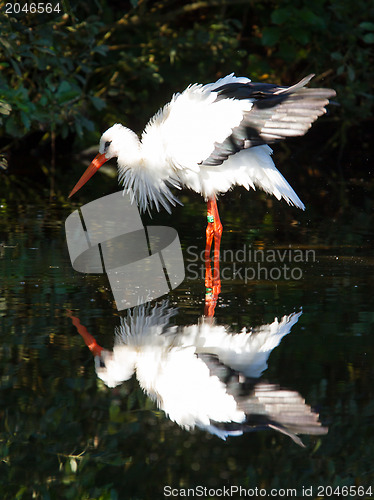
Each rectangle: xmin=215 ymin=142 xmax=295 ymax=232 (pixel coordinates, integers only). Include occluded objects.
xmin=68 ymin=152 xmax=108 ymax=198
xmin=67 ymin=310 xmax=103 ymax=357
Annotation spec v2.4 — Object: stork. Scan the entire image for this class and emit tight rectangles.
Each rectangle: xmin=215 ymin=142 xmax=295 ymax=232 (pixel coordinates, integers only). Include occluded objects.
xmin=68 ymin=304 xmax=327 ymax=445
xmin=68 ymin=73 xmax=335 ymax=258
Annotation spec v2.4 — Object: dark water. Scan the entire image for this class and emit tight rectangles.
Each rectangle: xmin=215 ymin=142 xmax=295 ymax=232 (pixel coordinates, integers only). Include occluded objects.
xmin=1 ymin=161 xmax=374 ymax=499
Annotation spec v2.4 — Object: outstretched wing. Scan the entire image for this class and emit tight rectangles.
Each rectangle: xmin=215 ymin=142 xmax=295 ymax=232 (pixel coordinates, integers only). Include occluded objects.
xmin=202 ymin=74 xmax=336 ymax=166
xmin=141 ymin=74 xmax=335 ymax=171
xmin=199 ymin=355 xmax=327 ymax=445
xmin=239 ymin=383 xmax=328 ymax=446
xmin=141 ymin=74 xmax=254 ymax=171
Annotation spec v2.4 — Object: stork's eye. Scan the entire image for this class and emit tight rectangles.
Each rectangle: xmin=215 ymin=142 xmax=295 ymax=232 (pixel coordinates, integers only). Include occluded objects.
xmin=104 ymin=141 xmax=111 ymax=150
xmin=99 ymin=359 xmax=106 ymax=368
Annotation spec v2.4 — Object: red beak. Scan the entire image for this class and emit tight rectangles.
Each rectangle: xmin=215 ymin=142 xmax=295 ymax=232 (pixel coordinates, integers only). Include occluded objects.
xmin=68 ymin=152 xmax=108 ymax=198
xmin=67 ymin=310 xmax=104 ymax=357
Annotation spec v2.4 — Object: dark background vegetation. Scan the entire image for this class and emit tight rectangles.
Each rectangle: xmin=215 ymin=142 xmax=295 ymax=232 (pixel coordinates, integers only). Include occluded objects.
xmin=1 ymin=1 xmax=374 ymax=499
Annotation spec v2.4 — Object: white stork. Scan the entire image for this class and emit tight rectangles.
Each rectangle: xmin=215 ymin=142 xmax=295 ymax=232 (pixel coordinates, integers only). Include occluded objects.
xmin=69 ymin=304 xmax=327 ymax=445
xmin=68 ymin=73 xmax=335 ymax=255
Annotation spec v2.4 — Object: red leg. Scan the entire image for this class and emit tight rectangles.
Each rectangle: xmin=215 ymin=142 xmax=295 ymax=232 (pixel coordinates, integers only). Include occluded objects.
xmin=205 ymin=198 xmax=215 ymax=260
xmin=204 ymin=256 xmax=215 ymax=317
xmin=211 ymin=198 xmax=222 ymax=282
xmin=204 ymin=198 xmax=222 ymax=318
xmin=205 ymin=198 xmax=223 ymax=259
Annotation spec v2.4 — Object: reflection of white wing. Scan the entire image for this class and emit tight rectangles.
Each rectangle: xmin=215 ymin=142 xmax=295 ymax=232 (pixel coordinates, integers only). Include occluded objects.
xmin=93 ymin=303 xmax=326 ymax=444
xmin=199 ymin=353 xmax=327 ymax=444
xmin=181 ymin=310 xmax=302 ymax=378
xmin=240 ymin=383 xmax=328 ymax=447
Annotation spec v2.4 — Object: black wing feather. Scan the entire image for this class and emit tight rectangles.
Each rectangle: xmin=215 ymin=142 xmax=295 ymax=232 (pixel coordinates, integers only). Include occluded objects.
xmin=198 ymin=353 xmax=328 ymax=445
xmin=202 ymin=74 xmax=336 ymax=166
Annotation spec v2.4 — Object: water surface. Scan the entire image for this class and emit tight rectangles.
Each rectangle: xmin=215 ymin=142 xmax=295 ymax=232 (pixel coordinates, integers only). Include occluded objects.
xmin=1 ymin=162 xmax=373 ymax=499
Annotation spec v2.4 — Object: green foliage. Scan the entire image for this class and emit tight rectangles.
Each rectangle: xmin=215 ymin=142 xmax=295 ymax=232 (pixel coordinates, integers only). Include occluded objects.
xmin=0 ymin=5 xmax=107 ymax=139
xmin=262 ymin=5 xmax=327 ymax=59
xmin=0 ymin=0 xmax=373 ymax=151
xmin=262 ymin=0 xmax=373 ymax=123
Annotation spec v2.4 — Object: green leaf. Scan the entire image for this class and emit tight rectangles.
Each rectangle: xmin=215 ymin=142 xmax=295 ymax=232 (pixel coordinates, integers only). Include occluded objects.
xmin=109 ymin=403 xmax=121 ymax=422
xmin=0 ymin=36 xmax=14 ymax=52
xmin=37 ymin=47 xmax=56 ymax=56
xmin=56 ymin=81 xmax=80 ymax=104
xmin=75 ymin=119 xmax=83 ymax=136
xmin=362 ymin=33 xmax=374 ymax=44
xmin=299 ymin=8 xmax=326 ymax=29
xmin=39 ymin=95 xmax=48 ymax=106
xmin=89 ymin=96 xmax=106 ymax=111
xmin=45 ymin=76 xmax=57 ymax=92
xmin=20 ymin=111 xmax=31 ymax=130
xmin=277 ymin=41 xmax=297 ymax=62
xmin=61 ymin=122 xmax=70 ymax=139
xmin=331 ymin=52 xmax=343 ymax=61
xmin=57 ymin=81 xmax=72 ymax=94
xmin=293 ymin=29 xmax=310 ymax=45
xmin=93 ymin=45 xmax=109 ymax=56
xmin=261 ymin=27 xmax=280 ymax=47
xmin=5 ymin=115 xmax=23 ymax=137
xmin=15 ymin=486 xmax=28 ymax=500
xmin=359 ymin=22 xmax=374 ymax=31
xmin=0 ymin=101 xmax=12 ymax=116
xmin=347 ymin=66 xmax=355 ymax=82
xmin=10 ymin=59 xmax=22 ymax=78
xmin=271 ymin=8 xmax=290 ymax=25
xmin=78 ymin=115 xmax=95 ymax=132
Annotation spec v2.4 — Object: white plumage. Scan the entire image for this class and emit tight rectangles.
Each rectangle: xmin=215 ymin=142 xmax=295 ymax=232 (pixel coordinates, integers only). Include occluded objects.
xmin=77 ymin=303 xmax=327 ymax=444
xmin=69 ymin=73 xmax=335 ymax=215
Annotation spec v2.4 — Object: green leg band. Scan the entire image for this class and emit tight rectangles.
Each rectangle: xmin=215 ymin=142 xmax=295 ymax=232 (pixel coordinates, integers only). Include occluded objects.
xmin=207 ymin=215 xmax=214 ymax=223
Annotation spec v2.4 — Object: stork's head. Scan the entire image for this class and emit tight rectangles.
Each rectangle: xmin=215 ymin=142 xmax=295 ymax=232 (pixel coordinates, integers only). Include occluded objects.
xmin=94 ymin=348 xmax=137 ymax=388
xmin=68 ymin=123 xmax=139 ymax=198
xmin=98 ymin=124 xmax=135 ymax=160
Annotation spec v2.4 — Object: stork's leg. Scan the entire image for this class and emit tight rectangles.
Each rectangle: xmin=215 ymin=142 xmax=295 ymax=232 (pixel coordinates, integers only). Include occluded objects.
xmin=211 ymin=198 xmax=223 ymax=271
xmin=205 ymin=198 xmax=215 ymax=260
xmin=204 ymin=198 xmax=222 ymax=318
xmin=204 ymin=258 xmax=221 ymax=318
xmin=205 ymin=197 xmax=223 ymax=261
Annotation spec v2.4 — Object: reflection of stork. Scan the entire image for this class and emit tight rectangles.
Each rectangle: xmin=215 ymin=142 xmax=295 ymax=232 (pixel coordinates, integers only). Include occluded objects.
xmin=68 ymin=74 xmax=335 ymax=258
xmin=69 ymin=304 xmax=327 ymax=445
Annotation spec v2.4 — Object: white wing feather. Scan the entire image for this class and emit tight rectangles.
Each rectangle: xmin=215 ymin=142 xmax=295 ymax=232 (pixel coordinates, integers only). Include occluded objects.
xmin=141 ymin=75 xmax=253 ymax=171
xmin=140 ymin=75 xmax=304 ymax=209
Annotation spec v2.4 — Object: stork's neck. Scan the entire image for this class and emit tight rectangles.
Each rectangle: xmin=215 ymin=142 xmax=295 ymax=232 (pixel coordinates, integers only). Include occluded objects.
xmin=135 ymin=348 xmax=165 ymax=399
xmin=117 ymin=129 xmax=142 ymax=169
xmin=117 ymin=128 xmax=180 ymax=213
